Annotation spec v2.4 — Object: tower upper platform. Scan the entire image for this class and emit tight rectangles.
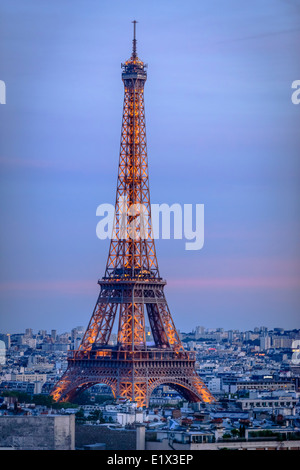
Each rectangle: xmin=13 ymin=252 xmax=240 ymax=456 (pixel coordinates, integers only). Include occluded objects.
xmin=121 ymin=21 xmax=147 ymax=83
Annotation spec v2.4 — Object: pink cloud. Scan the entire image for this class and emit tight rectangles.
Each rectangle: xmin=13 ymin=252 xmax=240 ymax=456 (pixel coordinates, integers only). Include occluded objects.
xmin=167 ymin=275 xmax=300 ymax=290
xmin=0 ymin=279 xmax=97 ymax=295
xmin=0 ymin=155 xmax=57 ymax=170
xmin=0 ymin=273 xmax=299 ymax=297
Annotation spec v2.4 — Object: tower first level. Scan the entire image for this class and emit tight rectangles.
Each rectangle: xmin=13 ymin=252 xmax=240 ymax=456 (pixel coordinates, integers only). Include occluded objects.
xmin=51 ymin=349 xmax=214 ymax=408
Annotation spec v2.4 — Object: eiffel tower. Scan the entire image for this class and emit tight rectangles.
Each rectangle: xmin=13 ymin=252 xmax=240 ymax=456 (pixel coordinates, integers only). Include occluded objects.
xmin=50 ymin=22 xmax=215 ymax=408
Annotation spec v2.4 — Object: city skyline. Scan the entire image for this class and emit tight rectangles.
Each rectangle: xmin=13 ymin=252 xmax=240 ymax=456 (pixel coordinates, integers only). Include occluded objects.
xmin=4 ymin=323 xmax=300 ymax=337
xmin=0 ymin=1 xmax=299 ymax=335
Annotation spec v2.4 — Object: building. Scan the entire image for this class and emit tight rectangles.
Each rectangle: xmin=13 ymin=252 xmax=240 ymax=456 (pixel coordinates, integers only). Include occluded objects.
xmin=0 ymin=381 xmax=36 ymax=395
xmin=237 ymin=392 xmax=298 ymax=416
xmin=237 ymin=380 xmax=295 ymax=392
xmin=10 ymin=372 xmax=47 ymax=384
xmin=144 ymin=428 xmax=300 ymax=450
xmin=102 ymin=403 xmax=145 ymax=426
xmin=260 ymin=335 xmax=271 ymax=351
xmin=0 ymin=415 xmax=75 ymax=450
xmin=0 ymin=334 xmax=11 ymax=349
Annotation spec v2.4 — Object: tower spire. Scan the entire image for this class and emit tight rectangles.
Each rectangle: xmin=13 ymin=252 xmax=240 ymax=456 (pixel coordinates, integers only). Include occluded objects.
xmin=132 ymin=20 xmax=137 ymax=58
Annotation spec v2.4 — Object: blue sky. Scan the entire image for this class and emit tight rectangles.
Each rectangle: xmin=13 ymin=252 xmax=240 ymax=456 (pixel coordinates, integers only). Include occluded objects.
xmin=0 ymin=0 xmax=299 ymax=334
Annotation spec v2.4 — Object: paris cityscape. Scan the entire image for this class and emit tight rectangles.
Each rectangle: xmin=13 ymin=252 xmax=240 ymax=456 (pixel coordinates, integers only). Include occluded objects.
xmin=1 ymin=323 xmax=300 ymax=450
xmin=1 ymin=0 xmax=299 ymax=456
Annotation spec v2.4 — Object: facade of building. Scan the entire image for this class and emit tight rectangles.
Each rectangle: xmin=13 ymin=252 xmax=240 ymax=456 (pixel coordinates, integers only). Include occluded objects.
xmin=0 ymin=415 xmax=75 ymax=450
xmin=237 ymin=394 xmax=297 ymax=416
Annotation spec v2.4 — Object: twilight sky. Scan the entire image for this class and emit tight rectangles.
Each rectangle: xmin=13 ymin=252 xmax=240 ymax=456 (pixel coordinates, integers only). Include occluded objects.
xmin=0 ymin=0 xmax=299 ymax=334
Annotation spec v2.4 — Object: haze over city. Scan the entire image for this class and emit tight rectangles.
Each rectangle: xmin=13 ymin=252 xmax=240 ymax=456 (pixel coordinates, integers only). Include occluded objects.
xmin=0 ymin=0 xmax=299 ymax=334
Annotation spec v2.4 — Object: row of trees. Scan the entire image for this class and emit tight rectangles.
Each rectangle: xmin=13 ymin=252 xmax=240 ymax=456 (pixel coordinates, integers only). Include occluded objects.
xmin=1 ymin=390 xmax=115 ymax=424
xmin=0 ymin=390 xmax=114 ymax=408
xmin=0 ymin=391 xmax=77 ymax=409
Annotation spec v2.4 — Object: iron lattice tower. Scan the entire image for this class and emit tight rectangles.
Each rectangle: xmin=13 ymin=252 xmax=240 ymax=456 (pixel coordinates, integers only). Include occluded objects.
xmin=51 ymin=22 xmax=215 ymax=408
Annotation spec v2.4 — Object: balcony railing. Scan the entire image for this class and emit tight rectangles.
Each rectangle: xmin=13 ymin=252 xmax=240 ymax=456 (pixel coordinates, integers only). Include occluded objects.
xmin=67 ymin=348 xmax=196 ymax=362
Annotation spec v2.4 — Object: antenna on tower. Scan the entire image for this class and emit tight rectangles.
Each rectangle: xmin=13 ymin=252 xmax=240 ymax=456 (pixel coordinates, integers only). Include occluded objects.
xmin=132 ymin=20 xmax=138 ymax=58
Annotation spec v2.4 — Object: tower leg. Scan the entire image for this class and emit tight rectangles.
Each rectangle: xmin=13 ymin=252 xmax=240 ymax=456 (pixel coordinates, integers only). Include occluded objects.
xmin=50 ymin=365 xmax=118 ymax=403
